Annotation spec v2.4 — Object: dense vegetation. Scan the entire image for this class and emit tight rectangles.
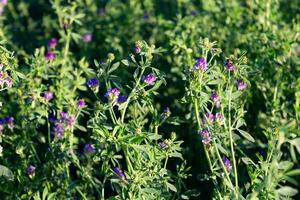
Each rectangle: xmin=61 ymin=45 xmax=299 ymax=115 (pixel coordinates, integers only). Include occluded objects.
xmin=0 ymin=0 xmax=299 ymax=199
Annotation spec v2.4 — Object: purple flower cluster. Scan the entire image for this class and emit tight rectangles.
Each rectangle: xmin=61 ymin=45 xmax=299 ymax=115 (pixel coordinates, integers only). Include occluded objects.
xmin=114 ymin=167 xmax=125 ymax=179
xmin=143 ymin=73 xmax=157 ymax=85
xmin=82 ymin=33 xmax=92 ymax=43
xmin=159 ymin=140 xmax=168 ymax=149
xmin=225 ymin=59 xmax=235 ymax=72
xmin=77 ymin=99 xmax=86 ymax=108
xmin=211 ymin=92 xmax=220 ymax=107
xmin=0 ymin=116 xmax=14 ymax=134
xmin=83 ymin=143 xmax=96 ymax=155
xmin=45 ymin=51 xmax=55 ymax=61
xmin=222 ymin=157 xmax=232 ymax=172
xmin=0 ymin=64 xmax=13 ymax=88
xmin=105 ymin=88 xmax=120 ymax=102
xmin=48 ymin=38 xmax=58 ymax=49
xmin=198 ymin=128 xmax=211 ymax=145
xmin=194 ymin=58 xmax=208 ymax=71
xmin=202 ymin=112 xmax=224 ymax=125
xmin=0 ymin=0 xmax=8 ymax=15
xmin=117 ymin=95 xmax=127 ymax=104
xmin=87 ymin=77 xmax=99 ymax=88
xmin=26 ymin=165 xmax=36 ymax=176
xmin=51 ymin=111 xmax=76 ymax=139
xmin=236 ymin=79 xmax=247 ymax=91
xmin=43 ymin=91 xmax=54 ymax=101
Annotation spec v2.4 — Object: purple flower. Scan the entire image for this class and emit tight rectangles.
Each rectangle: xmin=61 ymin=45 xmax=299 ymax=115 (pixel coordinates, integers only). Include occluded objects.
xmin=0 ymin=0 xmax=7 ymax=6
xmin=198 ymin=129 xmax=211 ymax=145
xmin=59 ymin=112 xmax=68 ymax=122
xmin=211 ymin=92 xmax=220 ymax=107
xmin=4 ymin=77 xmax=12 ymax=88
xmin=5 ymin=116 xmax=14 ymax=130
xmin=202 ymin=112 xmax=215 ymax=125
xmin=26 ymin=165 xmax=36 ymax=175
xmin=77 ymin=99 xmax=86 ymax=108
xmin=215 ymin=112 xmax=224 ymax=125
xmin=163 ymin=107 xmax=171 ymax=118
xmin=223 ymin=157 xmax=232 ymax=172
xmin=105 ymin=88 xmax=120 ymax=101
xmin=82 ymin=33 xmax=92 ymax=43
xmin=87 ymin=78 xmax=99 ymax=88
xmin=236 ymin=79 xmax=247 ymax=91
xmin=65 ymin=116 xmax=75 ymax=128
xmin=48 ymin=114 xmax=57 ymax=123
xmin=159 ymin=140 xmax=168 ymax=149
xmin=225 ymin=60 xmax=235 ymax=72
xmin=53 ymin=123 xmax=64 ymax=139
xmin=134 ymin=46 xmax=141 ymax=54
xmin=45 ymin=51 xmax=55 ymax=61
xmin=194 ymin=58 xmax=208 ymax=71
xmin=83 ymin=143 xmax=96 ymax=154
xmin=114 ymin=167 xmax=125 ymax=179
xmin=48 ymin=38 xmax=58 ymax=49
xmin=117 ymin=95 xmax=127 ymax=104
xmin=43 ymin=91 xmax=53 ymax=101
xmin=143 ymin=73 xmax=157 ymax=85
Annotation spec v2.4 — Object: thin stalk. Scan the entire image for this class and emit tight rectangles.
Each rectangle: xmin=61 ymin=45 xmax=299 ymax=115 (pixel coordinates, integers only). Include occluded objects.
xmin=228 ymin=73 xmax=239 ymax=195
xmin=121 ymin=67 xmax=146 ymax=123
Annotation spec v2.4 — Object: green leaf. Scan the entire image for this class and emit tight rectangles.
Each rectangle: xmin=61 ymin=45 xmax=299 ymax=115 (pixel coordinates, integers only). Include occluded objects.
xmin=236 ymin=129 xmax=255 ymax=143
xmin=121 ymin=59 xmax=129 ymax=66
xmin=231 ymin=91 xmax=242 ymax=100
xmin=277 ymin=186 xmax=298 ymax=196
xmin=166 ymin=182 xmax=177 ymax=192
xmin=285 ymin=169 xmax=300 ymax=177
xmin=108 ymin=62 xmax=120 ymax=74
xmin=0 ymin=165 xmax=14 ymax=181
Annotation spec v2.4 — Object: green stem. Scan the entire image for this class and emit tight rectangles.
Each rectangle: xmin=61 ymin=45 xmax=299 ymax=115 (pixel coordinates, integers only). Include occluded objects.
xmin=121 ymin=67 xmax=146 ymax=123
xmin=228 ymin=73 xmax=239 ymax=196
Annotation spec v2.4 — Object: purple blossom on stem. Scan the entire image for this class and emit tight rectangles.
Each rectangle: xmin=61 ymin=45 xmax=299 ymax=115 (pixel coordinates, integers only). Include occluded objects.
xmin=53 ymin=123 xmax=64 ymax=139
xmin=215 ymin=112 xmax=224 ymax=125
xmin=114 ymin=167 xmax=125 ymax=179
xmin=45 ymin=51 xmax=55 ymax=61
xmin=198 ymin=129 xmax=211 ymax=145
xmin=134 ymin=46 xmax=141 ymax=54
xmin=236 ymin=79 xmax=247 ymax=91
xmin=48 ymin=38 xmax=58 ymax=49
xmin=82 ymin=33 xmax=92 ymax=43
xmin=5 ymin=116 xmax=14 ymax=130
xmin=43 ymin=91 xmax=53 ymax=101
xmin=77 ymin=99 xmax=86 ymax=108
xmin=225 ymin=60 xmax=235 ymax=72
xmin=65 ymin=116 xmax=75 ymax=128
xmin=0 ymin=0 xmax=7 ymax=5
xmin=143 ymin=73 xmax=157 ymax=85
xmin=194 ymin=58 xmax=208 ymax=71
xmin=26 ymin=165 xmax=36 ymax=175
xmin=159 ymin=140 xmax=168 ymax=149
xmin=211 ymin=92 xmax=220 ymax=107
xmin=87 ymin=78 xmax=99 ymax=88
xmin=202 ymin=112 xmax=215 ymax=125
xmin=105 ymin=88 xmax=120 ymax=101
xmin=223 ymin=157 xmax=232 ymax=172
xmin=48 ymin=114 xmax=56 ymax=123
xmin=117 ymin=95 xmax=127 ymax=104
xmin=83 ymin=143 xmax=96 ymax=155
